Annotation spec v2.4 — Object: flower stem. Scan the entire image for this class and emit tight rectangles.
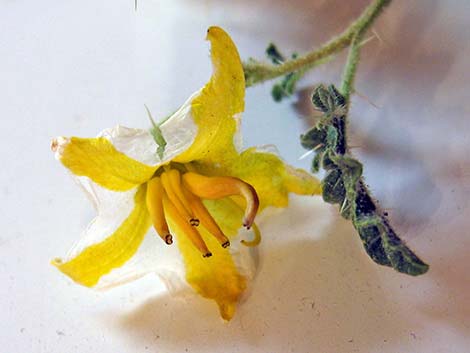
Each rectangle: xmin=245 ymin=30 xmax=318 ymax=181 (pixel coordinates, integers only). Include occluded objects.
xmin=340 ymin=33 xmax=362 ymax=106
xmin=341 ymin=0 xmax=391 ymax=105
xmin=244 ymin=0 xmax=392 ymax=87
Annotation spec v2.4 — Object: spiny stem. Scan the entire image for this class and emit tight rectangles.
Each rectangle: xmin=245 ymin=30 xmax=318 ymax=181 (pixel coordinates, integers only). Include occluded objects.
xmin=244 ymin=0 xmax=392 ymax=87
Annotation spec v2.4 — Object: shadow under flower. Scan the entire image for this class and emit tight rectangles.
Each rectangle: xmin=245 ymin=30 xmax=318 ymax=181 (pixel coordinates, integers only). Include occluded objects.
xmin=96 ymin=195 xmax=463 ymax=353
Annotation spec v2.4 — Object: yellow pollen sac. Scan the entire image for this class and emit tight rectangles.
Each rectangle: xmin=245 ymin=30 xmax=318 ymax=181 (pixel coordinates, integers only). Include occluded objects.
xmin=182 ymin=172 xmax=259 ymax=229
xmin=183 ymin=187 xmax=230 ymax=248
xmin=162 ymin=193 xmax=212 ymax=258
xmin=161 ymin=170 xmax=200 ymax=227
xmin=146 ymin=177 xmax=173 ymax=245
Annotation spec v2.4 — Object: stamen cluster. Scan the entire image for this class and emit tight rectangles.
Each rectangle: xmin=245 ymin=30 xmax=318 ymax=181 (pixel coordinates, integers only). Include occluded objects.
xmin=146 ymin=167 xmax=259 ymax=257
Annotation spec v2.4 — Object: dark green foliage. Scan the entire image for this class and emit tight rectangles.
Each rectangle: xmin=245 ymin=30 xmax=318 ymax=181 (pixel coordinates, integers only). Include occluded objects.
xmin=301 ymin=84 xmax=429 ymax=276
xmin=271 ymin=71 xmax=304 ymax=102
xmin=266 ymin=43 xmax=285 ymax=64
xmin=356 ymin=222 xmax=391 ymax=265
xmin=311 ymin=84 xmax=346 ymax=114
xmin=271 ymin=84 xmax=285 ymax=102
xmin=300 ymin=126 xmax=326 ymax=150
xmin=322 ymin=169 xmax=346 ymax=204
xmin=265 ymin=44 xmax=305 ymax=102
xmin=311 ymin=153 xmax=322 ymax=173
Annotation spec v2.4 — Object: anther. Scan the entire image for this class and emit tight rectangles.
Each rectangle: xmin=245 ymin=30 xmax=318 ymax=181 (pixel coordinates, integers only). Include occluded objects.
xmin=190 ymin=218 xmax=200 ymax=227
xmin=51 ymin=138 xmax=59 ymax=152
xmin=182 ymin=172 xmax=259 ymax=230
xmin=146 ymin=177 xmax=173 ymax=245
xmin=203 ymin=252 xmax=213 ymax=258
xmin=182 ymin=185 xmax=231 ymax=248
xmin=161 ymin=170 xmax=200 ymax=226
xmin=162 ymin=192 xmax=211 ymax=257
xmin=221 ymin=240 xmax=230 ymax=248
xmin=50 ymin=136 xmax=68 ymax=154
xmin=165 ymin=234 xmax=173 ymax=245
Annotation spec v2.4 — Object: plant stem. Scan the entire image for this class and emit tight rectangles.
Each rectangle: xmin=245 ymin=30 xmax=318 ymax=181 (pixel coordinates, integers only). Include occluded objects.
xmin=244 ymin=0 xmax=392 ymax=87
xmin=341 ymin=0 xmax=391 ymax=105
xmin=340 ymin=33 xmax=362 ymax=105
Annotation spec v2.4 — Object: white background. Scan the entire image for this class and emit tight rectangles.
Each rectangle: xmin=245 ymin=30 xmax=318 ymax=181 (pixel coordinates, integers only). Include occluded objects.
xmin=1 ymin=0 xmax=469 ymax=352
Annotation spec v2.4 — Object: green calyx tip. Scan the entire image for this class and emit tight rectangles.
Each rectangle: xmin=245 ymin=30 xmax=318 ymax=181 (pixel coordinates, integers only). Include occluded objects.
xmin=145 ymin=104 xmax=167 ymax=161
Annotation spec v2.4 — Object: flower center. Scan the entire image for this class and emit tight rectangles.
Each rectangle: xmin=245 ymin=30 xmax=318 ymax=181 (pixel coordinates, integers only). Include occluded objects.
xmin=145 ymin=168 xmax=259 ymax=257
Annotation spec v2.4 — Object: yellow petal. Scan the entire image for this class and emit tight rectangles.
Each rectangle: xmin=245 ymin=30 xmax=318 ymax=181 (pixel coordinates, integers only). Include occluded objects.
xmin=195 ymin=147 xmax=321 ymax=210
xmin=54 ymin=136 xmax=157 ymax=191
xmin=52 ymin=185 xmax=152 ymax=287
xmin=167 ymin=198 xmax=247 ymax=320
xmin=173 ymin=26 xmax=245 ymax=164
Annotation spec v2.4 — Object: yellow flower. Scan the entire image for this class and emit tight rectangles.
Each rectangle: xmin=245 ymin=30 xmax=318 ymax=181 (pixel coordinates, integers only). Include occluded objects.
xmin=51 ymin=26 xmax=321 ymax=321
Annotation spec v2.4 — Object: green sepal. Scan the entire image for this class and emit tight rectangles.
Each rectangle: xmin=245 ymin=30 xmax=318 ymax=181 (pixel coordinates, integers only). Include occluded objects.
xmin=145 ymin=105 xmax=167 ymax=160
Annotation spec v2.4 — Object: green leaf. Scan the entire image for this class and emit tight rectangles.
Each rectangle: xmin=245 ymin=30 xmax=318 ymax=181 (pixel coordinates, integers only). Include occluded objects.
xmin=326 ymin=125 xmax=338 ymax=147
xmin=328 ymin=84 xmax=346 ymax=107
xmin=300 ymin=84 xmax=429 ymax=276
xmin=322 ymin=169 xmax=346 ymax=204
xmin=311 ymin=153 xmax=322 ymax=173
xmin=311 ymin=85 xmax=329 ymax=113
xmin=300 ymin=127 xmax=327 ymax=150
xmin=266 ymin=44 xmax=306 ymax=102
xmin=266 ymin=43 xmax=285 ymax=64
xmin=380 ymin=219 xmax=429 ymax=275
xmin=355 ymin=218 xmax=391 ymax=265
xmin=333 ymin=155 xmax=363 ymax=186
xmin=271 ymin=84 xmax=284 ymax=102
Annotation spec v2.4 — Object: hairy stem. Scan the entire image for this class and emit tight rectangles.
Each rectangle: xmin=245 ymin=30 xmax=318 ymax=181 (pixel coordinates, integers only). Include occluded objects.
xmin=341 ymin=0 xmax=391 ymax=104
xmin=244 ymin=0 xmax=392 ymax=87
xmin=340 ymin=33 xmax=362 ymax=105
